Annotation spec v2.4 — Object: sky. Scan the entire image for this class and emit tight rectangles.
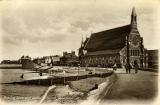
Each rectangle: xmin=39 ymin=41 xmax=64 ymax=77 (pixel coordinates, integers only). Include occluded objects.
xmin=0 ymin=0 xmax=160 ymax=61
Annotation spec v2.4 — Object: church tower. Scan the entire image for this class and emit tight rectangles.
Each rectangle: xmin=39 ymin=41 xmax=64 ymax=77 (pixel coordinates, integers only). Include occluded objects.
xmin=129 ymin=7 xmax=140 ymax=42
xmin=131 ymin=7 xmax=137 ymax=28
xmin=129 ymin=7 xmax=143 ymax=68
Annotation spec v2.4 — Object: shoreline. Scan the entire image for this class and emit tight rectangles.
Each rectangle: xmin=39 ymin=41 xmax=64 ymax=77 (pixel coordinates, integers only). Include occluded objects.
xmin=0 ymin=67 xmax=115 ymax=104
xmin=0 ymin=64 xmax=22 ymax=69
xmin=3 ymin=69 xmax=113 ymax=85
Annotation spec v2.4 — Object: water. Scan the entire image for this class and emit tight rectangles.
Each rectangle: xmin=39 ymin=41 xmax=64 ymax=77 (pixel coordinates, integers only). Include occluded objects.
xmin=0 ymin=67 xmax=110 ymax=104
xmin=0 ymin=69 xmax=48 ymax=103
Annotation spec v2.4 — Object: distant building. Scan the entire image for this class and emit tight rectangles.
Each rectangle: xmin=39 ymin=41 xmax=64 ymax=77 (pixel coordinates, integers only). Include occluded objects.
xmin=79 ymin=8 xmax=148 ymax=68
xmin=1 ymin=60 xmax=20 ymax=64
xmin=32 ymin=57 xmax=42 ymax=65
xmin=50 ymin=55 xmax=61 ymax=66
xmin=21 ymin=56 xmax=34 ymax=69
xmin=148 ymin=50 xmax=159 ymax=69
xmin=33 ymin=55 xmax=61 ymax=66
xmin=63 ymin=51 xmax=76 ymax=58
xmin=1 ymin=60 xmax=10 ymax=64
xmin=60 ymin=51 xmax=79 ymax=66
xmin=44 ymin=56 xmax=52 ymax=65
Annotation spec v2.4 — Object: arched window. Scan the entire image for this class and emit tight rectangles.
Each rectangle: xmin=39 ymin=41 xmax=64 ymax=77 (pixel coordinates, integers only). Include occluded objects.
xmin=132 ymin=50 xmax=134 ymax=56
xmin=131 ymin=50 xmax=133 ymax=56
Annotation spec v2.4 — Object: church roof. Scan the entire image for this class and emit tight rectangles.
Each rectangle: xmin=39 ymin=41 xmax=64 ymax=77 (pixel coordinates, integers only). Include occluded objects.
xmin=85 ymin=49 xmax=121 ymax=56
xmin=84 ymin=24 xmax=131 ymax=51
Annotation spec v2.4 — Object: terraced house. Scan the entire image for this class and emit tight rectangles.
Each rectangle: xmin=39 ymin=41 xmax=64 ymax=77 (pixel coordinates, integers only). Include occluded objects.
xmin=79 ymin=8 xmax=148 ymax=68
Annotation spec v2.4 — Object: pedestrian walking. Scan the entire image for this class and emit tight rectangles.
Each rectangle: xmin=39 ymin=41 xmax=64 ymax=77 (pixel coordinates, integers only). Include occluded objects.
xmin=125 ymin=63 xmax=128 ymax=73
xmin=134 ymin=61 xmax=139 ymax=73
xmin=125 ymin=63 xmax=131 ymax=74
xmin=113 ymin=63 xmax=117 ymax=71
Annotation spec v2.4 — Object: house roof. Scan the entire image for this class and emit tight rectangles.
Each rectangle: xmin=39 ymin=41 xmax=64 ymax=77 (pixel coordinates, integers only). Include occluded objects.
xmin=84 ymin=24 xmax=131 ymax=51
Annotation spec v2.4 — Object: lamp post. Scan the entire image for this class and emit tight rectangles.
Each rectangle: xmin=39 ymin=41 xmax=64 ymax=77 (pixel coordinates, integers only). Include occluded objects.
xmin=77 ymin=64 xmax=80 ymax=80
xmin=126 ymin=36 xmax=130 ymax=66
xmin=140 ymin=53 xmax=143 ymax=68
xmin=63 ymin=69 xmax=66 ymax=84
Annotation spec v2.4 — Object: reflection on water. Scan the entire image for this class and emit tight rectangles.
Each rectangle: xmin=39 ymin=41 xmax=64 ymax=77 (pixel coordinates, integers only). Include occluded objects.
xmin=0 ymin=69 xmax=48 ymax=103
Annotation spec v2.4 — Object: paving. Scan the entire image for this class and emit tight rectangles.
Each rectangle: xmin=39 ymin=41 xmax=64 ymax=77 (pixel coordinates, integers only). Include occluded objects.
xmin=100 ymin=68 xmax=159 ymax=104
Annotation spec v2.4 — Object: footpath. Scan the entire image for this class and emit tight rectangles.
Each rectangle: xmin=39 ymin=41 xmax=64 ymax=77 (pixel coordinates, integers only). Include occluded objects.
xmin=100 ymin=68 xmax=159 ymax=105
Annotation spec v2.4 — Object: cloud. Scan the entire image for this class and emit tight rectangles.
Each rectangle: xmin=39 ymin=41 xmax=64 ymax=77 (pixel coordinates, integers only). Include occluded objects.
xmin=71 ymin=20 xmax=91 ymax=31
xmin=2 ymin=13 xmax=69 ymax=45
xmin=0 ymin=0 xmax=159 ymax=60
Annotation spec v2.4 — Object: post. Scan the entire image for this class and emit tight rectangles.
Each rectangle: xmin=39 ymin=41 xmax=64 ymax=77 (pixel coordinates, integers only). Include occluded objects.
xmin=64 ymin=77 xmax=65 ymax=84
xmin=38 ymin=79 xmax=41 ymax=85
xmin=126 ymin=35 xmax=130 ymax=65
xmin=63 ymin=70 xmax=66 ymax=84
xmin=50 ymin=78 xmax=53 ymax=85
xmin=77 ymin=64 xmax=80 ymax=80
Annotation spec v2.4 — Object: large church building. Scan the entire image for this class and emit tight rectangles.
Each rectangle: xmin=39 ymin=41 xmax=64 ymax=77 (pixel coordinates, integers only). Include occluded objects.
xmin=79 ymin=8 xmax=148 ymax=68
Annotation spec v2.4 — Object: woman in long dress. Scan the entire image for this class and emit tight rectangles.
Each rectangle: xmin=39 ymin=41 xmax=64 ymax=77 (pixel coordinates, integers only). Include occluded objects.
xmin=134 ymin=61 xmax=139 ymax=74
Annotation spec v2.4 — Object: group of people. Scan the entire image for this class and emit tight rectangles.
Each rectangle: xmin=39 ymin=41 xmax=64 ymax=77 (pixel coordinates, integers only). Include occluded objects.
xmin=125 ymin=61 xmax=139 ymax=74
xmin=113 ymin=61 xmax=139 ymax=74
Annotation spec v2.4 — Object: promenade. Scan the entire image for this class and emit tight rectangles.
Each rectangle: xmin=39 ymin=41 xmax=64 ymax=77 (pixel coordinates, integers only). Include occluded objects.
xmin=100 ymin=68 xmax=158 ymax=104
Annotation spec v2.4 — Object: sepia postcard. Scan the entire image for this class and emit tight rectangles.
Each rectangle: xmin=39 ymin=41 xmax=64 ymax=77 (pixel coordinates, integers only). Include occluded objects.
xmin=0 ymin=0 xmax=159 ymax=105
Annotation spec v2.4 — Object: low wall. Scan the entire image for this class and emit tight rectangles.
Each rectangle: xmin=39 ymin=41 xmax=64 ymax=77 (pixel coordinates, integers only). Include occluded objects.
xmin=7 ymin=71 xmax=113 ymax=86
xmin=139 ymin=68 xmax=158 ymax=73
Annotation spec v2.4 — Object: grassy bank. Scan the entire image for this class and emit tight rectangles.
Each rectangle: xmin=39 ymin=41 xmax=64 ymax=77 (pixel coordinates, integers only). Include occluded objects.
xmin=68 ymin=77 xmax=108 ymax=93
xmin=43 ymin=76 xmax=114 ymax=104
xmin=63 ymin=73 xmax=116 ymax=103
xmin=42 ymin=85 xmax=85 ymax=104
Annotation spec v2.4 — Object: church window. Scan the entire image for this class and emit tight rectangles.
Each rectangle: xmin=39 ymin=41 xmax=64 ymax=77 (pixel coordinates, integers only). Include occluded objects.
xmin=132 ymin=50 xmax=134 ymax=56
xmin=130 ymin=50 xmax=132 ymax=56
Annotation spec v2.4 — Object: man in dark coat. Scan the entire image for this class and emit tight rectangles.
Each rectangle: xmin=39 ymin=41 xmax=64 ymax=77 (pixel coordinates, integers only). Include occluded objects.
xmin=125 ymin=63 xmax=131 ymax=74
